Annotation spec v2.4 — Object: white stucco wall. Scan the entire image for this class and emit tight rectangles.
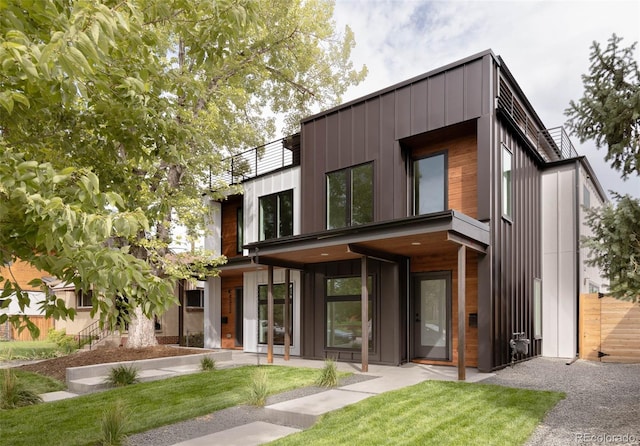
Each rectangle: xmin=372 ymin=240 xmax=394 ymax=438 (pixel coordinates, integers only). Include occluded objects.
xmin=243 ymin=269 xmax=301 ymax=356
xmin=541 ymin=165 xmax=578 ymax=358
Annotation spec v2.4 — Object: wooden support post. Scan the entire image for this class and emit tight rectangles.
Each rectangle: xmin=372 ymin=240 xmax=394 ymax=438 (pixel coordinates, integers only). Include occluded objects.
xmin=267 ymin=265 xmax=274 ymax=364
xmin=361 ymin=256 xmax=369 ymax=373
xmin=284 ymin=268 xmax=291 ymax=361
xmin=457 ymin=245 xmax=466 ymax=381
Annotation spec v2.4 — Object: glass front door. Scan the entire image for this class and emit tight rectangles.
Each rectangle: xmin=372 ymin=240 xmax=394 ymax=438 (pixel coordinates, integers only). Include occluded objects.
xmin=413 ymin=272 xmax=451 ymax=360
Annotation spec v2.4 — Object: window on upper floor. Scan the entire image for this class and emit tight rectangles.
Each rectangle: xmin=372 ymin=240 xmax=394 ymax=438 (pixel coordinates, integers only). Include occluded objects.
xmin=259 ymin=189 xmax=293 ymax=241
xmin=326 ymin=162 xmax=373 ymax=230
xmin=236 ymin=206 xmax=244 ymax=253
xmin=502 ymin=145 xmax=513 ymax=219
xmin=413 ymin=152 xmax=447 ymax=215
xmin=583 ymin=185 xmax=591 ymax=209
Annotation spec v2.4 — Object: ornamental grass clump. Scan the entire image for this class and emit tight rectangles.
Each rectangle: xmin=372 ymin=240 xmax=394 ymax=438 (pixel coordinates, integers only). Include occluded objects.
xmin=316 ymin=359 xmax=339 ymax=388
xmin=247 ymin=368 xmax=269 ymax=407
xmin=99 ymin=400 xmax=129 ymax=446
xmin=104 ymin=365 xmax=139 ymax=388
xmin=201 ymin=356 xmax=216 ymax=371
xmin=1 ymin=369 xmax=42 ymax=409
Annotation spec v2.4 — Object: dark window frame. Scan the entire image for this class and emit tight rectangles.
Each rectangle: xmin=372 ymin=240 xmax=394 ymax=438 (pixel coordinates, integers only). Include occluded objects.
xmin=412 ymin=151 xmax=448 ymax=216
xmin=257 ymin=283 xmax=294 ymax=346
xmin=76 ymin=289 xmax=93 ymax=309
xmin=325 ymin=162 xmax=374 ymax=230
xmin=236 ymin=206 xmax=244 ymax=253
xmin=186 ymin=289 xmax=204 ymax=309
xmin=324 ymin=275 xmax=375 ymax=352
xmin=258 ymin=189 xmax=294 ymax=241
xmin=502 ymin=144 xmax=513 ymax=221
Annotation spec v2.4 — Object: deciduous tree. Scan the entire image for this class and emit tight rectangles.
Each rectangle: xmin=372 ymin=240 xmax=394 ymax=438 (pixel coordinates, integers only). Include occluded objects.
xmin=0 ymin=0 xmax=366 ymax=344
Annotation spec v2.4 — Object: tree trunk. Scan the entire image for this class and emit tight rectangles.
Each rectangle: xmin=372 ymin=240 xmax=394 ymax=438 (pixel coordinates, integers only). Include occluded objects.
xmin=125 ymin=306 xmax=158 ymax=348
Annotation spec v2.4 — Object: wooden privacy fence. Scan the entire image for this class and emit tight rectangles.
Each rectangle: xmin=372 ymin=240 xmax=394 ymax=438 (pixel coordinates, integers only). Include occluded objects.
xmin=8 ymin=316 xmax=53 ymax=341
xmin=580 ymin=293 xmax=640 ymax=363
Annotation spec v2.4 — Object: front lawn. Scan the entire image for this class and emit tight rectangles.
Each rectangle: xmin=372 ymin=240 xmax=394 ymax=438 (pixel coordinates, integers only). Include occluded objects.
xmin=0 ymin=340 xmax=59 ymax=360
xmin=270 ymin=381 xmax=564 ymax=446
xmin=9 ymin=369 xmax=65 ymax=394
xmin=0 ymin=365 xmax=323 ymax=446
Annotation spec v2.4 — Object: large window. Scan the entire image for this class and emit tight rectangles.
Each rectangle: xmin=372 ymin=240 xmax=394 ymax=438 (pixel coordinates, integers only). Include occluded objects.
xmin=325 ymin=276 xmax=373 ymax=350
xmin=326 ymin=163 xmax=373 ymax=230
xmin=502 ymin=145 xmax=512 ymax=219
xmin=413 ymin=153 xmax=446 ymax=215
xmin=259 ymin=189 xmax=293 ymax=241
xmin=258 ymin=283 xmax=293 ymax=345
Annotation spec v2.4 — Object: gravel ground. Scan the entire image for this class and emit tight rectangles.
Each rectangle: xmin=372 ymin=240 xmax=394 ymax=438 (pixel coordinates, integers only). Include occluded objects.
xmin=128 ymin=373 xmax=376 ymax=446
xmin=483 ymin=357 xmax=640 ymax=446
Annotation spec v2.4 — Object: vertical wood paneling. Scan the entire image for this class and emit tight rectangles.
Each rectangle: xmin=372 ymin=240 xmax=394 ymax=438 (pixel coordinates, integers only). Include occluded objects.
xmin=221 ymin=274 xmax=243 ymax=349
xmin=0 ymin=261 xmax=43 ymax=291
xmin=10 ymin=317 xmax=52 ymax=341
xmin=221 ymin=196 xmax=242 ymax=259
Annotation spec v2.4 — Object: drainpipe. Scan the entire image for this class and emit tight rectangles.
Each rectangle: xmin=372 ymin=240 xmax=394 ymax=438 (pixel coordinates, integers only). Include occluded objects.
xmin=574 ymin=160 xmax=581 ymax=358
xmin=406 ymin=257 xmax=411 ymax=364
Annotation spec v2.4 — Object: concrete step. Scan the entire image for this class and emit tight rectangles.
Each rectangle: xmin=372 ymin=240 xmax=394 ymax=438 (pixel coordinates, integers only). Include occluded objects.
xmin=67 ymin=350 xmax=232 ymax=394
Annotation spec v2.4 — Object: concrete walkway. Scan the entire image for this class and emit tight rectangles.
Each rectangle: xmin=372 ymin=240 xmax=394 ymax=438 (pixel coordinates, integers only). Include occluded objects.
xmin=165 ymin=352 xmax=493 ymax=446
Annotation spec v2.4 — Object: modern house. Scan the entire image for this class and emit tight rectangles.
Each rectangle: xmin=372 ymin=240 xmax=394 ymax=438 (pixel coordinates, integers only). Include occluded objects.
xmin=202 ymin=50 xmax=607 ymax=374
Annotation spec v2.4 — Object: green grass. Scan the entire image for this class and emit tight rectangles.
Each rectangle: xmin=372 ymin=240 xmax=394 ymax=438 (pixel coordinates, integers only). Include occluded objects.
xmin=11 ymin=370 xmax=65 ymax=394
xmin=0 ymin=341 xmax=61 ymax=360
xmin=0 ymin=366 xmax=322 ymax=446
xmin=270 ymin=381 xmax=564 ymax=446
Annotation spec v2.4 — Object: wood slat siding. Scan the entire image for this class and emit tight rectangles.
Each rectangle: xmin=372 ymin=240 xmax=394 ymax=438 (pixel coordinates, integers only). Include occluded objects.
xmin=221 ymin=196 xmax=242 ymax=259
xmin=410 ymin=122 xmax=478 ymax=218
xmin=221 ymin=274 xmax=243 ymax=349
xmin=10 ymin=316 xmax=53 ymax=341
xmin=580 ymin=293 xmax=640 ymax=363
xmin=300 ymin=57 xmax=489 ymax=234
xmin=411 ymin=250 xmax=479 ymax=367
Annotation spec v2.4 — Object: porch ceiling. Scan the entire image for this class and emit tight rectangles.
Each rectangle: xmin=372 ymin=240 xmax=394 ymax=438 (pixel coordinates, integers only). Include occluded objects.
xmin=246 ymin=210 xmax=489 ymax=269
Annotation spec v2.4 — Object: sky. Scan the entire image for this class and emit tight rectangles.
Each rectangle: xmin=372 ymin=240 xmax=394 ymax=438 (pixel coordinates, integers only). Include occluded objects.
xmin=331 ymin=0 xmax=640 ymax=199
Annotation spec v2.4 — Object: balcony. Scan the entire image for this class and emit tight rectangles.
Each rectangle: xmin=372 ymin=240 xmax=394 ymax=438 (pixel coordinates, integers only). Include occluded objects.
xmin=210 ymin=134 xmax=300 ymax=188
xmin=497 ymin=77 xmax=577 ymax=162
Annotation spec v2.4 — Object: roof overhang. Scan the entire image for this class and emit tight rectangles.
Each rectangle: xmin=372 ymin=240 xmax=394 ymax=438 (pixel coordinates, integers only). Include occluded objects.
xmin=245 ymin=211 xmax=490 ymax=269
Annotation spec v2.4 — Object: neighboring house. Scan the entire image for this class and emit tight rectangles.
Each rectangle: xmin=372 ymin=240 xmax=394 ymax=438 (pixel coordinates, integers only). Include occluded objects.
xmin=0 ymin=260 xmax=51 ymax=340
xmin=51 ymin=280 xmax=206 ymax=345
xmin=201 ymin=50 xmax=608 ymax=373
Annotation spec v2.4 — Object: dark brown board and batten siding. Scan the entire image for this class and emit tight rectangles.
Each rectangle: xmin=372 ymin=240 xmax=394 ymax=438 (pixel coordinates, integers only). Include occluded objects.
xmin=300 ymin=54 xmax=492 ymax=234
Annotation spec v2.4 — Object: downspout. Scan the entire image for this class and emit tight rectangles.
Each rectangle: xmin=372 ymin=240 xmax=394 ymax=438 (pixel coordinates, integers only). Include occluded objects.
xmin=574 ymin=160 xmax=581 ymax=358
xmin=406 ymin=257 xmax=411 ymax=364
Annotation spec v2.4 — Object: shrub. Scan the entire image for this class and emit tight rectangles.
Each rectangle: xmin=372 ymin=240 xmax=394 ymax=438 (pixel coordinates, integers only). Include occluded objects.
xmin=99 ymin=400 xmax=129 ymax=446
xmin=201 ymin=356 xmax=216 ymax=371
xmin=316 ymin=359 xmax=339 ymax=388
xmin=104 ymin=365 xmax=139 ymax=388
xmin=184 ymin=332 xmax=204 ymax=348
xmin=47 ymin=328 xmax=77 ymax=354
xmin=1 ymin=369 xmax=43 ymax=409
xmin=246 ymin=368 xmax=269 ymax=407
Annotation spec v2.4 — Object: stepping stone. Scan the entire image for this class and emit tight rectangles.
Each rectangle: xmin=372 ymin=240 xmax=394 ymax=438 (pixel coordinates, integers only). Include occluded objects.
xmin=171 ymin=421 xmax=300 ymax=446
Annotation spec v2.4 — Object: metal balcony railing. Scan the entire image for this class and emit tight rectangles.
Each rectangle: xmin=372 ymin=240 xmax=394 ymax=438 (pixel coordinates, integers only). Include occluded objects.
xmin=210 ymin=134 xmax=300 ymax=188
xmin=497 ymin=77 xmax=578 ymax=161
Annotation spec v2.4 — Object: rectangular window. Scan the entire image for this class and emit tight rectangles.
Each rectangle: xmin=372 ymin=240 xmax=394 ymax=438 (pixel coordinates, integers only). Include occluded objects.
xmin=588 ymin=282 xmax=599 ymax=293
xmin=325 ymin=276 xmax=373 ymax=350
xmin=326 ymin=163 xmax=373 ymax=230
xmin=533 ymin=279 xmax=542 ymax=339
xmin=236 ymin=206 xmax=244 ymax=253
xmin=76 ymin=290 xmax=93 ymax=308
xmin=186 ymin=289 xmax=204 ymax=308
xmin=258 ymin=283 xmax=293 ymax=345
xmin=502 ymin=145 xmax=513 ymax=219
xmin=583 ymin=185 xmax=591 ymax=209
xmin=259 ymin=189 xmax=293 ymax=241
xmin=413 ymin=153 xmax=446 ymax=215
